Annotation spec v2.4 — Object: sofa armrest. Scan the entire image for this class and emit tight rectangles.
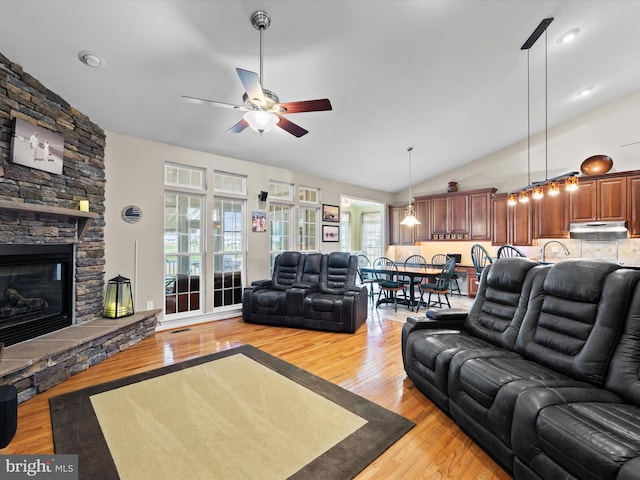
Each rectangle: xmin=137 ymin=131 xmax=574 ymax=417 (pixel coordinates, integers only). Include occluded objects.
xmin=291 ymin=282 xmax=318 ymax=292
xmin=426 ymin=308 xmax=468 ymax=322
xmin=405 ymin=314 xmax=466 ymax=331
xmin=345 ymin=285 xmax=367 ymax=296
xmin=250 ymin=279 xmax=272 ymax=289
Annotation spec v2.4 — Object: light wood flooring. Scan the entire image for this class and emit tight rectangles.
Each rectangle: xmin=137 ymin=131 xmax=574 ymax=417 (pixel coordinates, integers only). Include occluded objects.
xmin=2 ymin=294 xmax=510 ymax=479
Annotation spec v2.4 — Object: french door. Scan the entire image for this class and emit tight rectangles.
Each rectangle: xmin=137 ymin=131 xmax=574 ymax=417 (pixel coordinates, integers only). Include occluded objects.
xmin=212 ymin=197 xmax=245 ymax=308
xmin=164 ymin=192 xmax=203 ymax=315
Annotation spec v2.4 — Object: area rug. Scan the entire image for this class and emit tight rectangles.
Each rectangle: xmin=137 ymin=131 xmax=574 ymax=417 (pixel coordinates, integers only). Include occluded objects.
xmin=50 ymin=344 xmax=414 ymax=480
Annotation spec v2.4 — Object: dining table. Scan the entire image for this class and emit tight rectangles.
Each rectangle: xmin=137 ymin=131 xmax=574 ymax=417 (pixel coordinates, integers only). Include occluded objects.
xmin=360 ymin=265 xmax=442 ymax=311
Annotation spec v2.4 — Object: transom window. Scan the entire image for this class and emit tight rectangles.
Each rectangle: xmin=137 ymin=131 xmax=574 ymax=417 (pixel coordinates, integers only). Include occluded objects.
xmin=165 ymin=164 xmax=205 ymax=190
xmin=269 ymin=181 xmax=294 ymax=201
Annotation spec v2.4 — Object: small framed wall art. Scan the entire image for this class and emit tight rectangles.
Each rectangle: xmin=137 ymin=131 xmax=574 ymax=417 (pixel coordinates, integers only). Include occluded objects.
xmin=322 ymin=204 xmax=340 ymax=222
xmin=322 ymin=225 xmax=340 ymax=242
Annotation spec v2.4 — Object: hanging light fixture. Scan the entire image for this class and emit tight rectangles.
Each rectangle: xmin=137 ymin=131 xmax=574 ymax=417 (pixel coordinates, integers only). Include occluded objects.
xmin=243 ymin=110 xmax=279 ymax=134
xmin=400 ymin=146 xmax=421 ymax=226
xmin=508 ymin=18 xmax=579 ymax=205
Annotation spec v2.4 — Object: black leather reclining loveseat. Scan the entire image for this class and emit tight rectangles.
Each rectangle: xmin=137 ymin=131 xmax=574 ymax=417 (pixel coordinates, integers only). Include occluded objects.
xmin=242 ymin=251 xmax=368 ymax=333
xmin=402 ymin=257 xmax=640 ymax=480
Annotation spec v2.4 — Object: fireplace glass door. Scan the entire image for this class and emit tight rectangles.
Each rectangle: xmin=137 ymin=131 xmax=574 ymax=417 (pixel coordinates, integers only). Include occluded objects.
xmin=0 ymin=244 xmax=73 ymax=346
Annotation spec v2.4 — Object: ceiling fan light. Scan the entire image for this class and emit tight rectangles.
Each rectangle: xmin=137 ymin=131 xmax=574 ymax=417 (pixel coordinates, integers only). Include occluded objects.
xmin=243 ymin=110 xmax=279 ymax=134
xmin=547 ymin=182 xmax=560 ymax=196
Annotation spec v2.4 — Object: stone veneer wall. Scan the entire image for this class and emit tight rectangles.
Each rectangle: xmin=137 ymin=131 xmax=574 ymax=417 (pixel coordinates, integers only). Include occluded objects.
xmin=0 ymin=52 xmax=105 ymax=323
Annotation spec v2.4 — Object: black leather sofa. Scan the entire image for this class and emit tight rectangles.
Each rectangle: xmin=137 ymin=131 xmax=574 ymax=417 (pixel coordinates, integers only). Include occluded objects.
xmin=242 ymin=251 xmax=368 ymax=333
xmin=402 ymin=257 xmax=640 ymax=480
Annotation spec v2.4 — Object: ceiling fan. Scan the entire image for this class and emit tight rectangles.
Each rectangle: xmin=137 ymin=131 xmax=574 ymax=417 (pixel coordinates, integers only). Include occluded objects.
xmin=182 ymin=10 xmax=332 ymax=137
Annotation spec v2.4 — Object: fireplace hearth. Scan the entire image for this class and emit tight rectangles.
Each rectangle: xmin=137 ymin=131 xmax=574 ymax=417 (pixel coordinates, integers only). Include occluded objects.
xmin=0 ymin=244 xmax=74 ymax=346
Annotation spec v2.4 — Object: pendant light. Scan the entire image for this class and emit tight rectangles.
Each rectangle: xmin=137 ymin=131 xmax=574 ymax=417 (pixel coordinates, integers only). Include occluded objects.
xmin=400 ymin=146 xmax=421 ymax=226
xmin=508 ymin=18 xmax=579 ymax=205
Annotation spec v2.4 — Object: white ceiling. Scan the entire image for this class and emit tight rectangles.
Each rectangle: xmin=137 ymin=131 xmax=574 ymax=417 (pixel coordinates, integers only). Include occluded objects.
xmin=2 ymin=1 xmax=639 ymax=193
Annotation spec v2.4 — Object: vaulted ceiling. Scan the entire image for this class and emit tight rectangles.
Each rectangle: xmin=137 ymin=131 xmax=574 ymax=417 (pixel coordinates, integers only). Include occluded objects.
xmin=2 ymin=1 xmax=639 ymax=193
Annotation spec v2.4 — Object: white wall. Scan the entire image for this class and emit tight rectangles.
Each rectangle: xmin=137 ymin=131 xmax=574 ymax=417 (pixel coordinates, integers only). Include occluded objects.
xmin=104 ymin=132 xmax=393 ymax=324
xmin=402 ymin=91 xmax=640 ymax=200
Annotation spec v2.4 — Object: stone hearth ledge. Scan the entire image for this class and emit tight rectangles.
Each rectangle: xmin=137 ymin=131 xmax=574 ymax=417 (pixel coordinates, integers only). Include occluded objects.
xmin=0 ymin=310 xmax=160 ymax=403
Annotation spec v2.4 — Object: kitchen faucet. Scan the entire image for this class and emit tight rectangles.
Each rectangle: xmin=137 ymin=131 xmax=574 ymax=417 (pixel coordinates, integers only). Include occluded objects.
xmin=541 ymin=240 xmax=570 ymax=263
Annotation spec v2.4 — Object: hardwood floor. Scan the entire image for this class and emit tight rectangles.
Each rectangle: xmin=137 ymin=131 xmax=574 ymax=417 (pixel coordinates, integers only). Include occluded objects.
xmin=1 ymin=296 xmax=510 ymax=479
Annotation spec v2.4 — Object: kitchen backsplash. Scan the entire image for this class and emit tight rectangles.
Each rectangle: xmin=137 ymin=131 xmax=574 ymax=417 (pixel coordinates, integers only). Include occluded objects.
xmin=389 ymin=238 xmax=640 ymax=267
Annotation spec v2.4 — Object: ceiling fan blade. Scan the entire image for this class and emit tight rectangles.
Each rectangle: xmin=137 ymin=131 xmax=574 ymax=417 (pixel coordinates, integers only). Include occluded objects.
xmin=182 ymin=95 xmax=247 ymax=111
xmin=227 ymin=119 xmax=250 ymax=134
xmin=275 ymin=114 xmax=308 ymax=137
xmin=236 ymin=68 xmax=266 ymax=106
xmin=277 ymin=99 xmax=332 ymax=114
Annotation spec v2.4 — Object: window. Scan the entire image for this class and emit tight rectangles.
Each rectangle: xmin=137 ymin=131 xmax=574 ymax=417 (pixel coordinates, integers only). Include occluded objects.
xmin=362 ymin=212 xmax=382 ymax=259
xmin=164 ymin=192 xmax=203 ymax=314
xmin=214 ymin=171 xmax=246 ymax=195
xmin=165 ymin=164 xmax=205 ymax=190
xmin=298 ymin=186 xmax=320 ymax=204
xmin=340 ymin=211 xmax=351 ymax=251
xmin=269 ymin=203 xmax=292 ymax=270
xmin=269 ymin=181 xmax=294 ymax=201
xmin=212 ymin=198 xmax=244 ymax=308
xmin=298 ymin=206 xmax=318 ymax=251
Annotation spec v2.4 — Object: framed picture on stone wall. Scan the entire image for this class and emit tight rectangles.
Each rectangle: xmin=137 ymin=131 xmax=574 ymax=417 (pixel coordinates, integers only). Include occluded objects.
xmin=10 ymin=117 xmax=64 ymax=175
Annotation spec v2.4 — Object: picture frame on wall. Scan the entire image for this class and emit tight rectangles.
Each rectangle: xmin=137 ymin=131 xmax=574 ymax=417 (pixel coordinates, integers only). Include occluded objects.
xmin=10 ymin=117 xmax=64 ymax=175
xmin=251 ymin=211 xmax=267 ymax=232
xmin=322 ymin=204 xmax=340 ymax=222
xmin=322 ymin=225 xmax=340 ymax=242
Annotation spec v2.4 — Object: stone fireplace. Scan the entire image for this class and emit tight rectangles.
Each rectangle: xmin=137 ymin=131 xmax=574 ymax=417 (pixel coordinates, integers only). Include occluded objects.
xmin=0 ymin=52 xmax=158 ymax=403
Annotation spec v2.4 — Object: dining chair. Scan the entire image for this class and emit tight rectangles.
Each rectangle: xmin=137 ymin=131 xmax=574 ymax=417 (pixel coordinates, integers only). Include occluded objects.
xmin=431 ymin=254 xmax=461 ymax=296
xmin=471 ymin=244 xmax=493 ymax=281
xmin=357 ymin=254 xmax=378 ymax=302
xmin=404 ymin=255 xmax=427 ymax=309
xmin=416 ymin=257 xmax=457 ymax=311
xmin=372 ymin=257 xmax=406 ymax=311
xmin=497 ymin=244 xmax=527 ymax=258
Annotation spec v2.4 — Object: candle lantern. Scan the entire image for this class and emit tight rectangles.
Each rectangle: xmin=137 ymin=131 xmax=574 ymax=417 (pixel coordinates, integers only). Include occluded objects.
xmin=103 ymin=275 xmax=134 ymax=318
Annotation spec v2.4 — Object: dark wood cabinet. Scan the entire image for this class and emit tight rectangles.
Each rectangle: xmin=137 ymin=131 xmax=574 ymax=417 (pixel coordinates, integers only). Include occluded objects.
xmin=492 ymin=193 xmax=533 ymax=246
xmin=469 ymin=191 xmax=492 ymax=240
xmin=414 ymin=199 xmax=431 ymax=241
xmin=388 ymin=206 xmax=414 ymax=245
xmin=569 ymin=177 xmax=627 ymax=223
xmin=628 ymin=175 xmax=640 ymax=238
xmin=430 ymin=196 xmax=449 ymax=235
xmin=534 ymin=186 xmax=569 ymax=238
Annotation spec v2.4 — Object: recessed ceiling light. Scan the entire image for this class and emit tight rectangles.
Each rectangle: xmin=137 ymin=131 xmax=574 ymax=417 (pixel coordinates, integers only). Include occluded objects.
xmin=557 ymin=28 xmax=580 ymax=45
xmin=577 ymin=86 xmax=594 ymax=97
xmin=78 ymin=50 xmax=105 ymax=68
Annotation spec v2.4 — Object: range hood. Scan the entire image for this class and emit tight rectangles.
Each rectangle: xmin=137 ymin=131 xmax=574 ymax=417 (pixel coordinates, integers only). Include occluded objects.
xmin=569 ymin=221 xmax=628 ymax=240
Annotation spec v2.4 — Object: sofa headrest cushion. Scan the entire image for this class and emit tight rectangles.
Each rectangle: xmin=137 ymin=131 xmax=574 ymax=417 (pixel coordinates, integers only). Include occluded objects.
xmin=486 ymin=257 xmax=538 ymax=293
xmin=544 ymin=259 xmax=620 ymax=303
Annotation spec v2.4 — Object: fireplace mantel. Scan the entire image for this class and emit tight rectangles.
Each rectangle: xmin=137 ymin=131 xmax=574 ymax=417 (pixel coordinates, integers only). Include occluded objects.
xmin=0 ymin=199 xmax=98 ymax=239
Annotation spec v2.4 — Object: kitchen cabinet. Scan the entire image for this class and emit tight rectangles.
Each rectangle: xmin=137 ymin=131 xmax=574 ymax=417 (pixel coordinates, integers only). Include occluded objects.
xmin=629 ymin=175 xmax=640 ymax=238
xmin=569 ymin=176 xmax=627 ymax=223
xmin=492 ymin=193 xmax=533 ymax=246
xmin=388 ymin=205 xmax=414 ymax=245
xmin=467 ymin=266 xmax=480 ymax=297
xmin=431 ymin=195 xmax=469 ymax=237
xmin=534 ymin=186 xmax=569 ymax=238
xmin=400 ymin=187 xmax=495 ymax=241
xmin=414 ymin=198 xmax=431 ymax=241
xmin=469 ymin=191 xmax=493 ymax=240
